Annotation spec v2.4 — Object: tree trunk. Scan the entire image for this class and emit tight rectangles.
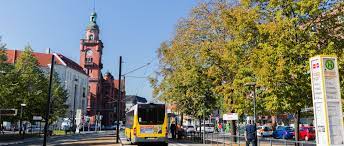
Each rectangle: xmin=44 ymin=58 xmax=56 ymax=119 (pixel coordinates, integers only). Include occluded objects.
xmin=231 ymin=120 xmax=237 ymax=142
xmin=180 ymin=113 xmax=184 ymax=126
xmin=294 ymin=110 xmax=300 ymax=146
xmin=271 ymin=115 xmax=277 ymax=130
xmin=199 ymin=118 xmax=202 ymax=141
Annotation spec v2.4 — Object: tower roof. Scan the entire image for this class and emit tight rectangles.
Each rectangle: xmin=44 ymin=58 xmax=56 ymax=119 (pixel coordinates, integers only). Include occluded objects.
xmin=87 ymin=11 xmax=99 ymax=30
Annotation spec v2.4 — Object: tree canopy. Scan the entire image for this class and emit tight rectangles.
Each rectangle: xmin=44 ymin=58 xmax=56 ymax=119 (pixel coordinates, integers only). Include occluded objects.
xmin=152 ymin=0 xmax=343 ymax=124
xmin=0 ymin=43 xmax=68 ymax=124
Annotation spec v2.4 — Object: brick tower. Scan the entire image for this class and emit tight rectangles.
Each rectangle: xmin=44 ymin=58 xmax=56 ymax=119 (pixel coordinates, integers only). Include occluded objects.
xmin=80 ymin=11 xmax=103 ymax=123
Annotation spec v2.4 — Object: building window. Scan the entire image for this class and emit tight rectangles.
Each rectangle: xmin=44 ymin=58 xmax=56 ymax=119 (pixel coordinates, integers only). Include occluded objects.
xmin=83 ymin=87 xmax=86 ymax=98
xmin=82 ymin=99 xmax=85 ymax=110
xmin=89 ymin=34 xmax=94 ymax=40
xmin=85 ymin=58 xmax=93 ymax=63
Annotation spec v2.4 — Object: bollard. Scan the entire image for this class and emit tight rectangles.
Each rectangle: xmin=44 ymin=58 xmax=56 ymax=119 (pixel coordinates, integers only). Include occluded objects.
xmin=217 ymin=131 xmax=219 ymax=146
xmin=285 ymin=139 xmax=287 ymax=146
xmin=270 ymin=139 xmax=272 ymax=146
xmin=211 ymin=132 xmax=213 ymax=145
xmin=257 ymin=136 xmax=259 ymax=146
xmin=223 ymin=133 xmax=225 ymax=146
xmin=238 ymin=134 xmax=240 ymax=145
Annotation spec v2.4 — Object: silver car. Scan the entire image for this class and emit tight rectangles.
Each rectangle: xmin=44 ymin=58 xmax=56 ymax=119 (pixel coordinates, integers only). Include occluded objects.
xmin=184 ymin=125 xmax=196 ymax=133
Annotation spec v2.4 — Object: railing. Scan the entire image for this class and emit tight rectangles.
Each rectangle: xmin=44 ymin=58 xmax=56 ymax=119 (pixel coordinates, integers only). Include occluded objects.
xmin=182 ymin=131 xmax=316 ymax=146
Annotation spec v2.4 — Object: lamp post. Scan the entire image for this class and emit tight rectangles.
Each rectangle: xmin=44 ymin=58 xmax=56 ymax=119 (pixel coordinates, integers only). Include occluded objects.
xmin=244 ymin=82 xmax=257 ymax=146
xmin=19 ymin=103 xmax=26 ymax=137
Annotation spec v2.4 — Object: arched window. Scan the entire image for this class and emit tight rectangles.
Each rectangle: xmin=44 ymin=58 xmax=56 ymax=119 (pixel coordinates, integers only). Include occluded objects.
xmin=89 ymin=34 xmax=94 ymax=40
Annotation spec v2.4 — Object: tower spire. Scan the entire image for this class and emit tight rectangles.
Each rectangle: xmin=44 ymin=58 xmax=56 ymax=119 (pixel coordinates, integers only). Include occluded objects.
xmin=93 ymin=0 xmax=96 ymax=12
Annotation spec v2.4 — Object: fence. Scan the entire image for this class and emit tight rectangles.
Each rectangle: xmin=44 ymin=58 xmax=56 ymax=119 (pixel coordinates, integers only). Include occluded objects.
xmin=183 ymin=131 xmax=316 ymax=146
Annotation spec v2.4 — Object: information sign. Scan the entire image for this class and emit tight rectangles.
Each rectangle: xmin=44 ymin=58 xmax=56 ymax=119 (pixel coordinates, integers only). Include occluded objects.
xmin=0 ymin=109 xmax=17 ymax=116
xmin=223 ymin=113 xmax=238 ymax=120
xmin=310 ymin=55 xmax=344 ymax=146
xmin=33 ymin=116 xmax=42 ymax=121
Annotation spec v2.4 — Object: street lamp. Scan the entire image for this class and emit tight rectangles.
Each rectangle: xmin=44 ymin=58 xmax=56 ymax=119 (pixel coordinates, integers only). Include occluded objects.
xmin=19 ymin=103 xmax=26 ymax=137
xmin=244 ymin=82 xmax=257 ymax=146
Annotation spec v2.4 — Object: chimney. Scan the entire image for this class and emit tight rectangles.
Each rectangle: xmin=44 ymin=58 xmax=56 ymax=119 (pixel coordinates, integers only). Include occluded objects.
xmin=45 ymin=48 xmax=51 ymax=54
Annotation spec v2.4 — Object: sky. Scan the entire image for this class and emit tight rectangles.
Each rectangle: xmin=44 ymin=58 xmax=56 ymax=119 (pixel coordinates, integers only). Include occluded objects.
xmin=0 ymin=0 xmax=198 ymax=101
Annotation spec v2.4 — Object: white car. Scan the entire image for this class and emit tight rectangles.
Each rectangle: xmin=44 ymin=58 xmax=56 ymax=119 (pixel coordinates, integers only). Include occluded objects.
xmin=197 ymin=123 xmax=215 ymax=133
xmin=184 ymin=125 xmax=196 ymax=133
xmin=257 ymin=126 xmax=273 ymax=137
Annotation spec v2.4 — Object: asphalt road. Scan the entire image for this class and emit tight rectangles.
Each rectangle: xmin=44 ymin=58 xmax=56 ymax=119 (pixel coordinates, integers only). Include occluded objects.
xmin=2 ymin=131 xmax=121 ymax=146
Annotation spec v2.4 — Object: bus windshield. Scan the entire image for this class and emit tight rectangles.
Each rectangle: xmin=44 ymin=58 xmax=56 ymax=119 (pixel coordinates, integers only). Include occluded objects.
xmin=138 ymin=104 xmax=165 ymax=125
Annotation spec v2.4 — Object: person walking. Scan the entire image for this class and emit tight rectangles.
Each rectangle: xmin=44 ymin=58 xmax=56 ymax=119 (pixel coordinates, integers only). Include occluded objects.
xmin=170 ymin=123 xmax=176 ymax=139
xmin=245 ymin=120 xmax=256 ymax=146
xmin=219 ymin=123 xmax=223 ymax=133
xmin=0 ymin=124 xmax=4 ymax=134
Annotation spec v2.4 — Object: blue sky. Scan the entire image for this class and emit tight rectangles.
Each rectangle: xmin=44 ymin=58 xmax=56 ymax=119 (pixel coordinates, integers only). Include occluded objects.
xmin=0 ymin=0 xmax=198 ymax=100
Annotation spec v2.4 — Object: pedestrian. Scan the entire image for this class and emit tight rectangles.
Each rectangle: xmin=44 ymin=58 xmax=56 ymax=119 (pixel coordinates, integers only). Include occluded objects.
xmin=219 ymin=123 xmax=223 ymax=133
xmin=215 ymin=123 xmax=218 ymax=132
xmin=245 ymin=120 xmax=256 ymax=146
xmin=225 ymin=122 xmax=230 ymax=133
xmin=0 ymin=124 xmax=4 ymax=134
xmin=170 ymin=123 xmax=176 ymax=139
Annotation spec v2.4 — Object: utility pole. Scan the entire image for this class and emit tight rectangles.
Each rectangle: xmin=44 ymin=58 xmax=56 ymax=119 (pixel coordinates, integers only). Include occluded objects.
xmin=43 ymin=55 xmax=54 ymax=146
xmin=116 ymin=56 xmax=122 ymax=143
xmin=245 ymin=82 xmax=257 ymax=146
xmin=72 ymin=85 xmax=77 ymax=134
xmin=253 ymin=84 xmax=257 ymax=146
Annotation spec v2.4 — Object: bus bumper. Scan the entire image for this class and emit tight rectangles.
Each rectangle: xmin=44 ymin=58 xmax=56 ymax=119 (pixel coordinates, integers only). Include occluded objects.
xmin=133 ymin=137 xmax=168 ymax=143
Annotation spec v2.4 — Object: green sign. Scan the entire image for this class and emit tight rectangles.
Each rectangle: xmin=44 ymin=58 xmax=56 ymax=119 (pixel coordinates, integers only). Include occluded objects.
xmin=325 ymin=59 xmax=335 ymax=70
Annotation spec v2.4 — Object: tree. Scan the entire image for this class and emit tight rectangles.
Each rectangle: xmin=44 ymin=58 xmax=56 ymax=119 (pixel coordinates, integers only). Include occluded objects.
xmin=152 ymin=1 xmax=229 ymax=119
xmin=13 ymin=45 xmax=48 ymax=122
xmin=153 ymin=0 xmax=343 ymax=142
xmin=49 ymin=73 xmax=69 ymax=124
xmin=0 ymin=38 xmax=17 ymax=122
xmin=238 ymin=0 xmax=342 ymax=141
xmin=2 ymin=45 xmax=69 ymax=125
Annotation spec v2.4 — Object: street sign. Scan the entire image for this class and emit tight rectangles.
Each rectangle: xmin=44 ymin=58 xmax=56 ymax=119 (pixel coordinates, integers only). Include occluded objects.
xmin=223 ymin=113 xmax=238 ymax=120
xmin=33 ymin=116 xmax=42 ymax=121
xmin=0 ymin=109 xmax=17 ymax=116
xmin=310 ymin=55 xmax=344 ymax=146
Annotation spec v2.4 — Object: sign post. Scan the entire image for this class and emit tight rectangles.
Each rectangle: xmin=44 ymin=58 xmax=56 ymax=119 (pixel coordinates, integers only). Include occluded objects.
xmin=310 ymin=55 xmax=344 ymax=146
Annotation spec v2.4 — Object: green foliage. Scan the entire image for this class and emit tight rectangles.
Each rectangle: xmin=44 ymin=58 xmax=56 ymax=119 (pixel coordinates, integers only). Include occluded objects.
xmin=50 ymin=73 xmax=69 ymax=124
xmin=0 ymin=43 xmax=68 ymax=124
xmin=153 ymin=0 xmax=343 ymax=123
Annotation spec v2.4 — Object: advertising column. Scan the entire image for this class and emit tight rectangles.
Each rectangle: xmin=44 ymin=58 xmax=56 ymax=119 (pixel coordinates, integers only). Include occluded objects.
xmin=310 ymin=55 xmax=344 ymax=146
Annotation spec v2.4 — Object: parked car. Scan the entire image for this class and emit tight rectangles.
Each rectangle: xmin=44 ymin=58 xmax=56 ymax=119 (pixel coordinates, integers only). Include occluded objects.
xmin=272 ymin=126 xmax=294 ymax=139
xmin=120 ymin=125 xmax=125 ymax=130
xmin=299 ymin=126 xmax=315 ymax=141
xmin=27 ymin=125 xmax=52 ymax=136
xmin=197 ymin=123 xmax=215 ymax=133
xmin=102 ymin=125 xmax=115 ymax=130
xmin=257 ymin=126 xmax=273 ymax=137
xmin=184 ymin=125 xmax=196 ymax=133
xmin=27 ymin=125 xmax=43 ymax=133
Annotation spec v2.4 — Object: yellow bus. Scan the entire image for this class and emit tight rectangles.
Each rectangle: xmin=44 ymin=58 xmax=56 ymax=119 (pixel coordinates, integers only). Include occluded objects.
xmin=125 ymin=103 xmax=168 ymax=146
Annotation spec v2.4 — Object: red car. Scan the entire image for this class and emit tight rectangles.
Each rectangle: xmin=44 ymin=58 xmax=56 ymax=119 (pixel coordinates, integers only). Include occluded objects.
xmin=299 ymin=126 xmax=315 ymax=141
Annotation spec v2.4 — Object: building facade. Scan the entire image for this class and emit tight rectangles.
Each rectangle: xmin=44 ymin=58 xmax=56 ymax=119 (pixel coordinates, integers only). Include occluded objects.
xmin=79 ymin=12 xmax=125 ymax=126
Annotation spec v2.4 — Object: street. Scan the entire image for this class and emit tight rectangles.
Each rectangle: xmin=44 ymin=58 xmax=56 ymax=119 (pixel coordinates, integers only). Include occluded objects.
xmin=0 ymin=131 xmax=120 ymax=146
